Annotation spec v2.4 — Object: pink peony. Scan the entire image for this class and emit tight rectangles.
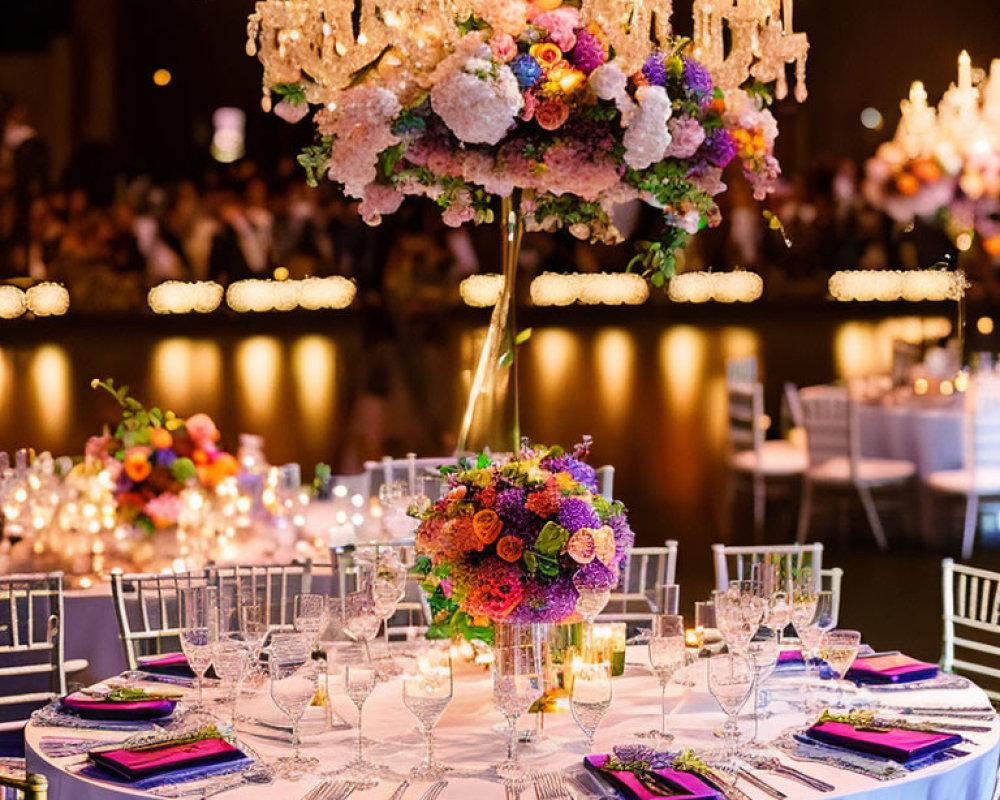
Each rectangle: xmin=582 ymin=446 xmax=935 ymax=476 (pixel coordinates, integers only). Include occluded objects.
xmin=521 ymin=90 xmax=538 ymax=122
xmin=359 ymin=183 xmax=404 ymax=225
xmin=144 ymin=493 xmax=182 ymax=528
xmin=184 ymin=413 xmax=220 ymax=451
xmin=325 ymin=85 xmax=402 ymax=197
xmin=531 ymin=7 xmax=580 ymax=51
xmin=490 ymin=33 xmax=518 ymax=63
xmin=273 ymin=99 xmax=309 ymax=124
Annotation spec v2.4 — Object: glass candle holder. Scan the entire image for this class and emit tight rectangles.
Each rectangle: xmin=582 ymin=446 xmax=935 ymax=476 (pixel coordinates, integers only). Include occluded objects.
xmin=591 ymin=623 xmax=627 ymax=676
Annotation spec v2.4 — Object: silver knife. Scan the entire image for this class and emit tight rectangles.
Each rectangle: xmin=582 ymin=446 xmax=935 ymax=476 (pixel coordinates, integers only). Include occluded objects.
xmin=736 ymin=768 xmax=786 ymax=799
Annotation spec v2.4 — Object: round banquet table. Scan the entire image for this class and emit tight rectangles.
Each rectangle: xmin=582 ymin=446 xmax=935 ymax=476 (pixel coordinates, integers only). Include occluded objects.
xmin=25 ymin=647 xmax=1000 ymax=800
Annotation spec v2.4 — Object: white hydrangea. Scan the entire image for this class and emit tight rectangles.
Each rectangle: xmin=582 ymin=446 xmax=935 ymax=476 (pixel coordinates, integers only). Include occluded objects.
xmin=622 ymin=86 xmax=673 ymax=170
xmin=589 ymin=64 xmax=627 ymax=102
xmin=432 ymin=53 xmax=523 ymax=145
xmin=326 ymin=85 xmax=401 ymax=198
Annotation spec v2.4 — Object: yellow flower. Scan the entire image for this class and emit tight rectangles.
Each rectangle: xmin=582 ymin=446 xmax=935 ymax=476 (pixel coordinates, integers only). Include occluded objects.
xmin=546 ymin=66 xmax=586 ymax=94
xmin=529 ymin=43 xmax=563 ymax=70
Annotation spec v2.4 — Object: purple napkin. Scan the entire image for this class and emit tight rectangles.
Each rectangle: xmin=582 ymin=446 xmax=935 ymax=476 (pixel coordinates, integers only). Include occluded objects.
xmin=89 ymin=737 xmax=245 ymax=781
xmin=61 ymin=692 xmax=176 ymax=721
xmin=776 ymin=649 xmax=805 ymax=667
xmin=846 ymin=653 xmax=939 ymax=685
xmin=584 ymin=755 xmax=721 ymax=799
xmin=807 ymin=720 xmax=961 ymax=762
xmin=138 ymin=653 xmax=196 ymax=678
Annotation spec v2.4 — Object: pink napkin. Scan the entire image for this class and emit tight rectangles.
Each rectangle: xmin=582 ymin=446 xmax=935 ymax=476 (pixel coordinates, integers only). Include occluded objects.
xmin=584 ymin=755 xmax=721 ymax=799
xmin=807 ymin=720 xmax=961 ymax=762
xmin=61 ymin=692 xmax=176 ymax=721
xmin=846 ymin=653 xmax=938 ymax=685
xmin=138 ymin=653 xmax=195 ymax=678
xmin=89 ymin=737 xmax=244 ymax=780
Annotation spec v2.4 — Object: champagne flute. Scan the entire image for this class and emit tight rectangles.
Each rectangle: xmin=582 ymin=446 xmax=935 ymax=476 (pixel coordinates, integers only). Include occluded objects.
xmin=268 ymin=632 xmax=321 ymax=779
xmin=492 ymin=623 xmax=546 ymax=781
xmin=570 ymin=658 xmax=612 ymax=751
xmin=402 ymin=643 xmax=453 ymax=780
xmin=638 ymin=614 xmax=686 ymax=742
xmin=819 ymin=629 xmax=861 ymax=710
xmin=708 ymin=652 xmax=754 ymax=769
xmin=179 ymin=585 xmax=218 ymax=713
xmin=341 ymin=658 xmax=379 ymax=789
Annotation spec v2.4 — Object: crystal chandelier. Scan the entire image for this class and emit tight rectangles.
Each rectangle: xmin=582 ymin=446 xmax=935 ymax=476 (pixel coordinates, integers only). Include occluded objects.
xmin=246 ymin=0 xmax=808 ymax=112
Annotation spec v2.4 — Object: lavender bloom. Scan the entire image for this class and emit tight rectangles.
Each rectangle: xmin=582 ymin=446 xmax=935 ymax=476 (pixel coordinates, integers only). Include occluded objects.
xmin=546 ymin=455 xmax=598 ymax=491
xmin=558 ymin=497 xmax=601 ymax=532
xmin=573 ymin=560 xmax=618 ymax=591
xmin=571 ymin=30 xmax=606 ymax=74
xmin=701 ymin=129 xmax=737 ymax=168
xmin=507 ymin=577 xmax=579 ymax=623
xmin=641 ymin=56 xmax=667 ymax=87
xmin=682 ymin=57 xmax=713 ymax=98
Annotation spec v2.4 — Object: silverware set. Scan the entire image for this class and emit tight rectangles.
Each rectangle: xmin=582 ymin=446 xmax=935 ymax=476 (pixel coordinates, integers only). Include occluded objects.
xmin=298 ymin=780 xmax=361 ymax=800
xmin=532 ymin=771 xmax=574 ymax=800
xmin=418 ymin=779 xmax=448 ymax=800
xmin=746 ymin=756 xmax=836 ymax=792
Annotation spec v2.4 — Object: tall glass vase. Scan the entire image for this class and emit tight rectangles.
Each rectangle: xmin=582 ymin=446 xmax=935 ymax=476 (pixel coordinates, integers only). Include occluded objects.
xmin=456 ymin=193 xmax=523 ymax=456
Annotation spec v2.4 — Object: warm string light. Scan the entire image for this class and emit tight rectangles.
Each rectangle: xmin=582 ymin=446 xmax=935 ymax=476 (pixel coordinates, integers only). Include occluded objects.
xmin=226 ymin=276 xmax=356 ymax=312
xmin=668 ymin=271 xmax=763 ymax=302
xmin=148 ymin=281 xmax=225 ymax=314
xmin=828 ymin=270 xmax=967 ymax=302
xmin=0 ymin=286 xmax=27 ymax=319
xmin=25 ymin=283 xmax=70 ymax=317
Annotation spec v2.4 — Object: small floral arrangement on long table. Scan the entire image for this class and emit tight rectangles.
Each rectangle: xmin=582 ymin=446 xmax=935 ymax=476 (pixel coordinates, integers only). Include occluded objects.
xmin=260 ymin=0 xmax=783 ymax=280
xmin=87 ymin=379 xmax=238 ymax=532
xmin=413 ymin=439 xmax=633 ymax=642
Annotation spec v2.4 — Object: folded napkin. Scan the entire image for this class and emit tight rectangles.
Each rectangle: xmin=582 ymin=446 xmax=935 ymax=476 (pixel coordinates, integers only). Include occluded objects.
xmin=846 ymin=653 xmax=939 ymax=685
xmin=89 ymin=736 xmax=246 ymax=782
xmin=806 ymin=720 xmax=961 ymax=763
xmin=61 ymin=692 xmax=176 ymax=722
xmin=584 ymin=755 xmax=721 ymax=799
xmin=776 ymin=649 xmax=804 ymax=667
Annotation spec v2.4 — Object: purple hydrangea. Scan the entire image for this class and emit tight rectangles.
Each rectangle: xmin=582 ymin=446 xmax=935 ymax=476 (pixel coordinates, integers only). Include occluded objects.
xmin=155 ymin=448 xmax=177 ymax=468
xmin=682 ymin=57 xmax=714 ymax=98
xmin=546 ymin=455 xmax=598 ymax=491
xmin=510 ymin=54 xmax=543 ymax=90
xmin=573 ymin=560 xmax=618 ymax=592
xmin=701 ymin=129 xmax=737 ymax=168
xmin=507 ymin=577 xmax=579 ymax=623
xmin=571 ymin=30 xmax=607 ymax=74
xmin=558 ymin=497 xmax=600 ymax=532
xmin=641 ymin=56 xmax=667 ymax=87
xmin=495 ymin=487 xmax=536 ymax=531
xmin=609 ymin=513 xmax=635 ymax=565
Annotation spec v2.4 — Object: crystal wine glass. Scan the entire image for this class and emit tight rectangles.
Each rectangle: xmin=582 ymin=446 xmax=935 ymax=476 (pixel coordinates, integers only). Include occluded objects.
xmin=796 ymin=590 xmax=835 ymax=709
xmin=570 ymin=658 xmax=612 ymax=752
xmin=213 ymin=636 xmax=251 ymax=727
xmin=819 ymin=629 xmax=861 ymax=710
xmin=343 ymin=590 xmax=381 ymax=664
xmin=707 ymin=652 xmax=755 ymax=771
xmin=637 ymin=614 xmax=686 ymax=743
xmin=492 ymin=623 xmax=546 ymax=781
xmin=268 ymin=632 xmax=321 ymax=779
xmin=402 ymin=643 xmax=453 ymax=780
xmin=179 ymin=585 xmax=218 ymax=713
xmin=745 ymin=629 xmax=780 ymax=746
xmin=715 ymin=583 xmax=765 ymax=655
xmin=294 ymin=593 xmax=328 ymax=650
xmin=372 ymin=551 xmax=408 ymax=676
xmin=340 ymin=658 xmax=380 ymax=789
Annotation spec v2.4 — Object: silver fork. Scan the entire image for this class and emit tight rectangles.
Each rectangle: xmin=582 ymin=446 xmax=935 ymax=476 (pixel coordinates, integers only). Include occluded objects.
xmin=388 ymin=780 xmax=410 ymax=800
xmin=329 ymin=783 xmax=361 ymax=800
xmin=419 ymin=780 xmax=448 ymax=800
xmin=298 ymin=780 xmax=334 ymax=800
xmin=534 ymin=772 xmax=573 ymax=800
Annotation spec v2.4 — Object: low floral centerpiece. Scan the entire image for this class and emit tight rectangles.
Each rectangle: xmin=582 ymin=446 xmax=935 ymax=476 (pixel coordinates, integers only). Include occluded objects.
xmin=87 ymin=379 xmax=238 ymax=533
xmin=413 ymin=439 xmax=633 ymax=642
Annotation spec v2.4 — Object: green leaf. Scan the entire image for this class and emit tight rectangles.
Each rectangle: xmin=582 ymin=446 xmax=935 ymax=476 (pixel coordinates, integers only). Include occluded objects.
xmin=514 ymin=328 xmax=533 ymax=345
xmin=498 ymin=350 xmax=514 ymax=368
xmin=453 ymin=611 xmax=493 ymax=645
xmin=413 ymin=555 xmax=432 ymax=575
xmin=272 ymin=82 xmax=308 ymax=105
xmin=171 ymin=457 xmax=197 ymax=482
xmin=523 ymin=551 xmax=538 ymax=574
xmin=425 ymin=620 xmax=452 ymax=639
xmin=535 ymin=521 xmax=569 ymax=555
xmin=537 ymin=553 xmax=560 ymax=577
xmin=455 ymin=13 xmax=490 ymax=35
xmin=377 ymin=143 xmax=405 ymax=178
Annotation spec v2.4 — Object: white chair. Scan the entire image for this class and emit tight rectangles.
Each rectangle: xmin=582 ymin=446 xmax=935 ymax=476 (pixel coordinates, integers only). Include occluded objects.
xmin=209 ymin=562 xmax=314 ymax=634
xmin=0 ymin=573 xmax=67 ymax=735
xmin=796 ymin=385 xmax=916 ymax=550
xmin=595 ymin=465 xmax=614 ymax=501
xmin=111 ymin=570 xmax=211 ymax=671
xmin=598 ymin=540 xmax=678 ymax=627
xmin=941 ymin=558 xmax=1000 ymax=701
xmin=725 ymin=361 xmax=807 ymax=541
xmin=363 ymin=454 xmax=458 ymax=499
xmin=820 ymin=567 xmax=844 ymax=625
xmin=712 ymin=543 xmax=824 ymax=592
xmin=927 ymin=374 xmax=1000 ymax=559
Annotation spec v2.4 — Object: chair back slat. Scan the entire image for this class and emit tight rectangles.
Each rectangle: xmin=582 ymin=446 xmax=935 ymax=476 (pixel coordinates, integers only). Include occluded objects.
xmin=941 ymin=558 xmax=1000 ymax=699
xmin=597 ymin=541 xmax=678 ymax=631
xmin=799 ymin=386 xmax=850 ymax=467
xmin=712 ymin=543 xmax=824 ymax=593
xmin=0 ymin=572 xmax=66 ymax=722
xmin=211 ymin=563 xmax=312 ymax=633
xmin=725 ymin=375 xmax=765 ymax=460
xmin=363 ymin=455 xmax=458 ymax=499
xmin=595 ymin=465 xmax=614 ymax=501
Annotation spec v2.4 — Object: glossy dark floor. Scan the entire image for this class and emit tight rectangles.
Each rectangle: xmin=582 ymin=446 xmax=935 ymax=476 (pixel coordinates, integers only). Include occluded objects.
xmin=1 ymin=304 xmax=993 ymax=663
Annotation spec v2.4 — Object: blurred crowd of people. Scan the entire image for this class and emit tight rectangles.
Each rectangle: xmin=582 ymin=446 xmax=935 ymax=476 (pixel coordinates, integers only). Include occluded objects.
xmin=3 ymin=98 xmax=999 ymax=313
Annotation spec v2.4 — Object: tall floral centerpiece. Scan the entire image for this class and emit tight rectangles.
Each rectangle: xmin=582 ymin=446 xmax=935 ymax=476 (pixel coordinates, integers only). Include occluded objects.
xmin=864 ymin=53 xmax=1000 ymax=252
xmin=249 ymin=0 xmax=806 ymax=452
xmin=412 ymin=439 xmax=633 ymax=643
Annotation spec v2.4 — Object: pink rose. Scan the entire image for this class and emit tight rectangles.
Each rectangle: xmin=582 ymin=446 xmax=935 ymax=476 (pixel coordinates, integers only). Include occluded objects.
xmin=490 ymin=33 xmax=518 ymax=63
xmin=521 ymin=90 xmax=537 ymax=122
xmin=534 ymin=98 xmax=570 ymax=131
xmin=184 ymin=413 xmax=220 ymax=451
xmin=532 ymin=7 xmax=580 ymax=51
xmin=273 ymin=99 xmax=309 ymax=124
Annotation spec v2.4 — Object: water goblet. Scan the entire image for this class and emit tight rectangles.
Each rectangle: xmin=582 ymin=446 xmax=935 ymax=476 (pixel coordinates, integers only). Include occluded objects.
xmin=294 ymin=593 xmax=328 ymax=650
xmin=372 ymin=551 xmax=408 ymax=676
xmin=343 ymin=590 xmax=381 ymax=663
xmin=745 ymin=630 xmax=780 ymax=746
xmin=819 ymin=629 xmax=861 ymax=710
xmin=402 ymin=643 xmax=453 ymax=780
xmin=796 ymin=590 xmax=836 ymax=710
xmin=707 ymin=652 xmax=755 ymax=771
xmin=570 ymin=658 xmax=612 ymax=752
xmin=492 ymin=623 xmax=546 ymax=781
xmin=268 ymin=633 xmax=321 ymax=779
xmin=341 ymin=658 xmax=380 ymax=789
xmin=213 ymin=637 xmax=251 ymax=727
xmin=179 ymin=585 xmax=218 ymax=713
xmin=637 ymin=614 xmax=686 ymax=743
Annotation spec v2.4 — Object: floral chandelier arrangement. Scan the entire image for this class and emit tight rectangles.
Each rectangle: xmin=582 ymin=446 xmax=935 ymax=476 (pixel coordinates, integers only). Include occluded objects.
xmin=248 ymin=0 xmax=808 ymax=280
xmin=864 ymin=52 xmax=1000 ymax=252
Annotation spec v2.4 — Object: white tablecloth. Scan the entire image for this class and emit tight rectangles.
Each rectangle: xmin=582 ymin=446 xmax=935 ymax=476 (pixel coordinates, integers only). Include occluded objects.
xmin=857 ymin=404 xmax=965 ymax=481
xmin=25 ymin=647 xmax=1000 ymax=800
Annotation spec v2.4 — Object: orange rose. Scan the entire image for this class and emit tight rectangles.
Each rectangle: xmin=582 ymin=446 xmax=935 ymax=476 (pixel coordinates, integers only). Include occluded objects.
xmin=496 ymin=535 xmax=524 ymax=563
xmin=473 ymin=509 xmax=503 ymax=544
xmin=896 ymin=173 xmax=920 ymax=196
xmin=534 ymin=98 xmax=570 ymax=131
xmin=912 ymin=158 xmax=941 ymax=184
xmin=529 ymin=43 xmax=563 ymax=70
xmin=124 ymin=448 xmax=152 ymax=482
xmin=984 ymin=236 xmax=1000 ymax=257
xmin=150 ymin=428 xmax=173 ymax=449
